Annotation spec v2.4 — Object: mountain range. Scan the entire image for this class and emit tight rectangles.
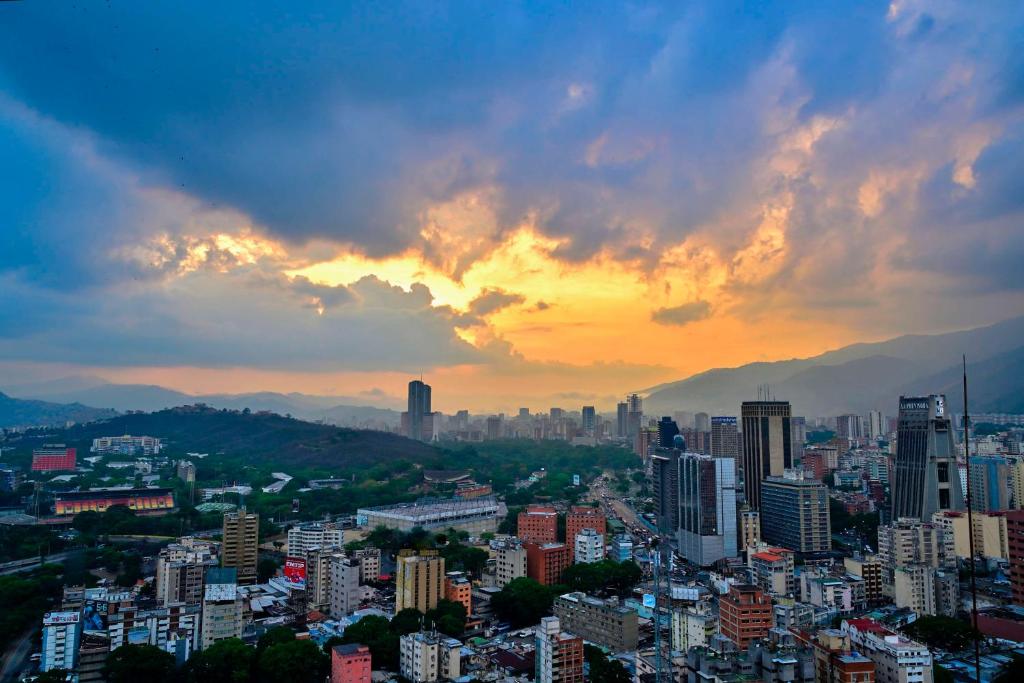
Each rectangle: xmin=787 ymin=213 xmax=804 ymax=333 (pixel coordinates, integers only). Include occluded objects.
xmin=2 ymin=315 xmax=1023 ymax=428
xmin=643 ymin=314 xmax=1024 ymax=418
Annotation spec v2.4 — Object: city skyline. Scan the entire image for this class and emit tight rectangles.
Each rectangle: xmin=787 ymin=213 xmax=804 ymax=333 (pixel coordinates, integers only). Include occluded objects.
xmin=2 ymin=3 xmax=1024 ymax=413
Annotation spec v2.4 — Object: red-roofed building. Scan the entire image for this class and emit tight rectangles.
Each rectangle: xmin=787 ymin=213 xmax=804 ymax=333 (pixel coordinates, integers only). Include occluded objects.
xmin=750 ymin=547 xmax=795 ymax=596
xmin=518 ymin=505 xmax=558 ymax=544
xmin=31 ymin=445 xmax=76 ymax=472
xmin=719 ymin=584 xmax=772 ymax=648
xmin=565 ymin=506 xmax=606 ymax=561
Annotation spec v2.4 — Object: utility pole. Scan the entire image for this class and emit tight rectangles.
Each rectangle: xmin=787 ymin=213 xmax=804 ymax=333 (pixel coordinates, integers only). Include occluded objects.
xmin=962 ymin=355 xmax=982 ymax=683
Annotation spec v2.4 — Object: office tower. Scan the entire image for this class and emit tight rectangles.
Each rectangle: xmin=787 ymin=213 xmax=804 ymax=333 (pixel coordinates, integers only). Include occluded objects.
xmin=486 ymin=415 xmax=503 ymax=440
xmin=553 ymin=592 xmax=639 ymax=651
xmin=1007 ymin=510 xmax=1024 ymax=606
xmin=581 ymin=406 xmax=596 ymax=435
xmin=616 ymin=402 xmax=628 ymax=438
xmin=525 ymin=542 xmax=571 ymax=585
xmin=891 ymin=395 xmax=964 ymax=521
xmin=288 ymin=521 xmax=345 ymax=556
xmin=711 ymin=416 xmax=739 ymax=460
xmin=444 ymin=571 xmax=472 ymax=615
xmin=494 ymin=538 xmax=528 ymax=587
xmin=332 ymin=644 xmax=372 ymax=683
xmin=41 ymin=611 xmax=82 ymax=673
xmin=739 ymin=508 xmax=761 ymax=551
xmin=201 ymin=567 xmax=243 ymax=648
xmin=330 ymin=555 xmax=362 ymax=616
xmin=395 ymin=550 xmax=445 ymax=612
xmin=155 ymin=541 xmax=217 ymax=606
xmin=536 ymin=616 xmax=584 ymax=683
xmin=565 ymin=505 xmax=606 ymax=560
xmin=969 ymin=455 xmax=1011 ymax=512
xmin=401 ymin=379 xmax=434 ymax=441
xmin=677 ymin=452 xmax=737 ymax=566
xmin=573 ymin=529 xmax=605 ymax=564
xmin=400 ymin=631 xmax=462 ymax=683
xmin=750 ymin=547 xmax=795 ymax=596
xmin=32 ymin=444 xmax=77 ymax=472
xmin=517 ymin=504 xmax=558 ymax=543
xmin=626 ymin=393 xmax=643 ymax=438
xmin=651 ymin=448 xmax=681 ymax=533
xmin=221 ymin=511 xmax=259 ymax=585
xmin=741 ymin=401 xmax=793 ymax=510
xmin=760 ymin=471 xmax=830 ymax=553
xmin=791 ymin=416 xmax=807 ymax=463
xmin=657 ymin=416 xmax=680 ymax=448
xmin=719 ymin=584 xmax=772 ymax=648
xmin=694 ymin=412 xmax=710 ymax=432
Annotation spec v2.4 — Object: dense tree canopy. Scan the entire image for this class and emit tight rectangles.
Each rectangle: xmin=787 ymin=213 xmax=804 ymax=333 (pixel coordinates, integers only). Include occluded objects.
xmin=585 ymin=645 xmax=632 ymax=683
xmin=491 ymin=577 xmax=559 ymax=628
xmin=902 ymin=616 xmax=980 ymax=652
xmin=103 ymin=644 xmax=176 ymax=683
xmin=183 ymin=638 xmax=255 ymax=683
xmin=257 ymin=639 xmax=329 ymax=683
xmin=561 ymin=560 xmax=642 ymax=596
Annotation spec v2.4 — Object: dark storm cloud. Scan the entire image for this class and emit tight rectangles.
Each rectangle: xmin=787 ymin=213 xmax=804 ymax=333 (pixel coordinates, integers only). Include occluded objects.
xmin=652 ymin=301 xmax=712 ymax=327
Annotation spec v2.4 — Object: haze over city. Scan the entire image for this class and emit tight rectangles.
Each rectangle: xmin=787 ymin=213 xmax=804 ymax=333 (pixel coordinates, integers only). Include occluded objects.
xmin=2 ymin=2 xmax=1023 ymax=412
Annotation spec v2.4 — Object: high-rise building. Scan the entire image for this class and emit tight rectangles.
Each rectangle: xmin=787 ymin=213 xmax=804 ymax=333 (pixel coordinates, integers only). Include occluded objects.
xmin=694 ymin=412 xmax=710 ymax=432
xmin=399 ymin=631 xmax=461 ymax=683
xmin=719 ymin=584 xmax=773 ymax=648
xmin=791 ymin=416 xmax=807 ymax=464
xmin=41 ymin=611 xmax=82 ymax=673
xmin=221 ymin=511 xmax=259 ymax=585
xmin=332 ymin=643 xmax=372 ymax=683
xmin=844 ymin=554 xmax=884 ymax=606
xmin=288 ymin=521 xmax=346 ymax=557
xmin=868 ymin=411 xmax=885 ymax=440
xmin=402 ymin=380 xmax=434 ymax=441
xmin=891 ymin=395 xmax=964 ymax=521
xmin=626 ymin=393 xmax=643 ymax=439
xmin=486 ymin=415 xmax=503 ymax=440
xmin=525 ymin=542 xmax=571 ymax=586
xmin=739 ymin=508 xmax=761 ymax=551
xmin=573 ymin=529 xmax=605 ymax=564
xmin=750 ymin=547 xmax=795 ymax=596
xmin=741 ymin=401 xmax=793 ymax=511
xmin=651 ymin=448 xmax=681 ymax=533
xmin=877 ymin=517 xmax=957 ymax=616
xmin=330 ymin=554 xmax=363 ymax=616
xmin=616 ymin=402 xmax=629 ymax=438
xmin=711 ymin=416 xmax=739 ymax=460
xmin=581 ymin=406 xmax=596 ymax=435
xmin=517 ymin=504 xmax=558 ymax=544
xmin=493 ymin=538 xmax=528 ymax=587
xmin=760 ymin=471 xmax=830 ymax=553
xmin=155 ymin=540 xmax=218 ymax=606
xmin=352 ymin=547 xmax=381 ymax=583
xmin=565 ymin=505 xmax=605 ymax=560
xmin=843 ymin=624 xmax=932 ymax=683
xmin=553 ymin=592 xmax=639 ymax=651
xmin=932 ymin=510 xmax=1009 ymax=561
xmin=657 ymin=416 xmax=680 ymax=448
xmin=201 ymin=567 xmax=243 ymax=648
xmin=677 ymin=452 xmax=737 ymax=566
xmin=611 ymin=534 xmax=633 ymax=562
xmin=535 ymin=616 xmax=584 ymax=683
xmin=1007 ymin=510 xmax=1024 ymax=606
xmin=836 ymin=415 xmax=863 ymax=440
xmin=969 ymin=455 xmax=1011 ymax=512
xmin=395 ymin=550 xmax=445 ymax=613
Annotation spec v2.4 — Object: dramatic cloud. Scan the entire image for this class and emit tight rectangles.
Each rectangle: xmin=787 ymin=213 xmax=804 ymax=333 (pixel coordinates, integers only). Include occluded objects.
xmin=0 ymin=1 xmax=1022 ymax=410
xmin=652 ymin=301 xmax=712 ymax=327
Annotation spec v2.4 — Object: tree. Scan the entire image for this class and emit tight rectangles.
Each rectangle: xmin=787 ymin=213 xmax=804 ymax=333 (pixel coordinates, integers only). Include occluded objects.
xmin=104 ymin=644 xmax=176 ymax=683
xmin=902 ymin=616 xmax=979 ymax=652
xmin=342 ymin=614 xmax=400 ymax=670
xmin=390 ymin=608 xmax=425 ymax=636
xmin=491 ymin=577 xmax=556 ymax=627
xmin=34 ymin=670 xmax=73 ymax=683
xmin=257 ymin=557 xmax=280 ymax=583
xmin=585 ymin=645 xmax=631 ymax=683
xmin=257 ymin=626 xmax=296 ymax=650
xmin=183 ymin=638 xmax=255 ymax=683
xmin=426 ymin=599 xmax=466 ymax=635
xmin=257 ymin=640 xmax=329 ymax=683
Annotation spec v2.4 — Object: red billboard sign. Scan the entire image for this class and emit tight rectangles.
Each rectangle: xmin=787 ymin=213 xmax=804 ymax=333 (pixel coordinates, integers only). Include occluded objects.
xmin=283 ymin=556 xmax=307 ymax=588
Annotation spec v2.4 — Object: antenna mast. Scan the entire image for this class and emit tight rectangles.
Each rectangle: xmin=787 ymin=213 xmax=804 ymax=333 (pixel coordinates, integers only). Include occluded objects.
xmin=962 ymin=355 xmax=982 ymax=683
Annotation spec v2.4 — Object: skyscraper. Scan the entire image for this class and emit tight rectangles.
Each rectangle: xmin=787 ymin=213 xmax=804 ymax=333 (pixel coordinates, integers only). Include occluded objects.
xmin=395 ymin=550 xmax=445 ymax=612
xmin=657 ymin=416 xmax=680 ymax=448
xmin=536 ymin=616 xmax=584 ymax=683
xmin=677 ymin=452 xmax=737 ymax=565
xmin=969 ymin=455 xmax=1011 ymax=512
xmin=221 ymin=511 xmax=259 ymax=585
xmin=694 ymin=412 xmax=710 ymax=432
xmin=741 ymin=401 xmax=793 ymax=511
xmin=651 ymin=448 xmax=681 ymax=533
xmin=581 ymin=406 xmax=596 ymax=435
xmin=760 ymin=471 xmax=831 ymax=553
xmin=616 ymin=402 xmax=628 ymax=438
xmin=891 ymin=395 xmax=964 ymax=521
xmin=626 ymin=393 xmax=643 ymax=438
xmin=710 ymin=416 xmax=739 ymax=460
xmin=403 ymin=380 xmax=433 ymax=441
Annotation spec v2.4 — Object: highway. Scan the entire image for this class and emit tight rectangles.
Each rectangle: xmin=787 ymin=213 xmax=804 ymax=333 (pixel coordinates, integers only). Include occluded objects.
xmin=0 ymin=629 xmax=34 ymax=683
xmin=0 ymin=549 xmax=81 ymax=576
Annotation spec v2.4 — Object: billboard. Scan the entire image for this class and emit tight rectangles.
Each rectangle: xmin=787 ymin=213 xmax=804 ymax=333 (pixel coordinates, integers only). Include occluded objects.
xmin=572 ymin=474 xmax=581 ymax=487
xmin=284 ymin=556 xmax=307 ymax=588
xmin=43 ymin=611 xmax=80 ymax=626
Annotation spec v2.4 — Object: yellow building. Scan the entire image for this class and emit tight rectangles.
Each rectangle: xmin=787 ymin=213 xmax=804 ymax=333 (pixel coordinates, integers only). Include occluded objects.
xmin=931 ymin=510 xmax=1008 ymax=561
xmin=395 ymin=550 xmax=445 ymax=613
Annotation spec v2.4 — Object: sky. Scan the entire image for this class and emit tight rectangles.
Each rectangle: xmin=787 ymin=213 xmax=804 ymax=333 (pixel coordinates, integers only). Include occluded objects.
xmin=1 ymin=1 xmax=1023 ymax=412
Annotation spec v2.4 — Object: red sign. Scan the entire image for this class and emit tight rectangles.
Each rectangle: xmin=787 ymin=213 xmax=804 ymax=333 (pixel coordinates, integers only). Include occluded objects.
xmin=284 ymin=556 xmax=306 ymax=587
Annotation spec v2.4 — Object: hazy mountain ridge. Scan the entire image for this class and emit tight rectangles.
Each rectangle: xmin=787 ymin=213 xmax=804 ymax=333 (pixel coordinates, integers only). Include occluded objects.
xmin=644 ymin=315 xmax=1024 ymax=417
xmin=0 ymin=391 xmax=118 ymax=429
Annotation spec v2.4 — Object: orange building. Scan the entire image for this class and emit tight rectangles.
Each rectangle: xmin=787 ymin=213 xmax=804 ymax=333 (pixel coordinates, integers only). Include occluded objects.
xmin=331 ymin=643 xmax=371 ymax=683
xmin=518 ymin=505 xmax=558 ymax=544
xmin=719 ymin=584 xmax=772 ymax=648
xmin=525 ymin=542 xmax=571 ymax=586
xmin=565 ymin=506 xmax=606 ymax=560
xmin=444 ymin=572 xmax=472 ymax=617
